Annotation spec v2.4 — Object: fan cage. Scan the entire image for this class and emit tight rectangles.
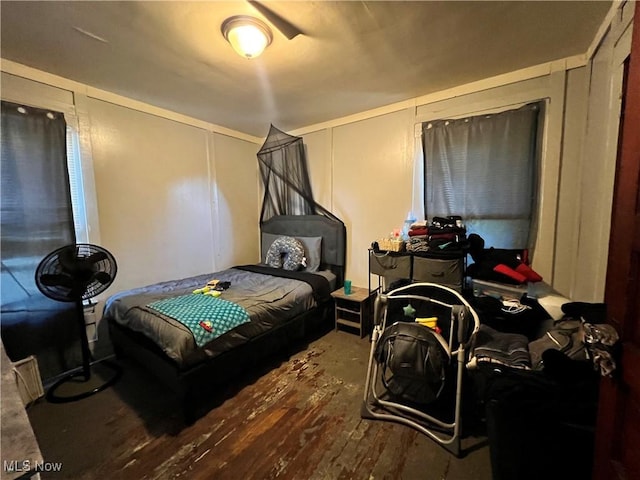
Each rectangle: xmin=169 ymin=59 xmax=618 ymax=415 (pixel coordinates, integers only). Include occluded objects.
xmin=35 ymin=244 xmax=117 ymax=302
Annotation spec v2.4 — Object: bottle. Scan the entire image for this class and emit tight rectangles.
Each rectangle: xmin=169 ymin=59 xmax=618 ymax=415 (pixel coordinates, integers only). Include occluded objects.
xmin=402 ymin=211 xmax=417 ymax=240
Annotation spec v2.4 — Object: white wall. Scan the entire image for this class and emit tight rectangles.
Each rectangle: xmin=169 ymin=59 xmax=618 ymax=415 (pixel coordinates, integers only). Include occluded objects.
xmin=87 ymin=104 xmax=260 ymax=295
xmin=210 ymin=132 xmax=261 ymax=270
xmin=554 ymin=67 xmax=590 ymax=297
xmin=331 ymin=110 xmax=414 ymax=289
xmin=571 ymin=4 xmax=634 ymax=301
xmin=88 ymin=99 xmax=213 ymax=293
xmin=303 ymin=130 xmax=333 ymax=212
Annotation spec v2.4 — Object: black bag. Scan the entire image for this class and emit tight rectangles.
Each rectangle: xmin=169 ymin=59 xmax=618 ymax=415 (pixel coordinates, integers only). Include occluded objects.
xmin=375 ymin=322 xmax=450 ymax=404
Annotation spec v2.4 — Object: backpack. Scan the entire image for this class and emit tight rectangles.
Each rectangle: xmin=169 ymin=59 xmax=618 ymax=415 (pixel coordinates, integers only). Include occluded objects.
xmin=375 ymin=321 xmax=450 ymax=404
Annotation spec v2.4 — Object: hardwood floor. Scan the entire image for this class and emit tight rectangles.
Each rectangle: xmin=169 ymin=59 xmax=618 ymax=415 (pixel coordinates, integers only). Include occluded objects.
xmin=26 ymin=330 xmax=491 ymax=479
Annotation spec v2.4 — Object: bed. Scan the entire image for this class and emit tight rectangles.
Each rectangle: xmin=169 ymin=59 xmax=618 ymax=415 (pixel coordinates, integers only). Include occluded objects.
xmin=105 ymin=215 xmax=346 ymax=423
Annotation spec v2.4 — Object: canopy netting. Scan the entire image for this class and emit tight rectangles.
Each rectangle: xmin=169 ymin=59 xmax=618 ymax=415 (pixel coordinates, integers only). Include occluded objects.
xmin=258 ymin=124 xmax=340 ymax=224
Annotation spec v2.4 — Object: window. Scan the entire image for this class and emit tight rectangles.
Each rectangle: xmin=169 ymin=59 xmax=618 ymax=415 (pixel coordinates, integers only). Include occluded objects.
xmin=421 ymin=102 xmax=543 ymax=252
xmin=65 ymin=123 xmax=89 ymax=243
xmin=0 ymin=77 xmax=90 ymax=245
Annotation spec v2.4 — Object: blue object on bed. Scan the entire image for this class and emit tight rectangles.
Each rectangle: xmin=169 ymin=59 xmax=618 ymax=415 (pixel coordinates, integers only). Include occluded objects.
xmin=147 ymin=294 xmax=250 ymax=347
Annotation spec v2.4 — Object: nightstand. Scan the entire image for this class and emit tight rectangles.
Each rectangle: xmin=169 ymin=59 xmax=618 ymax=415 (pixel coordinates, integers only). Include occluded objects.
xmin=331 ymin=285 xmax=375 ymax=338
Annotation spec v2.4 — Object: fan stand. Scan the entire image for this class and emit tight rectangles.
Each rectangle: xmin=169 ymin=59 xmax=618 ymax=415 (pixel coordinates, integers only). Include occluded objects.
xmin=46 ymin=301 xmax=122 ymax=403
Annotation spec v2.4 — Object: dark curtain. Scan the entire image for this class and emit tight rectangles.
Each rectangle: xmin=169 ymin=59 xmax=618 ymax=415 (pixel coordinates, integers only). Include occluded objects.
xmin=258 ymin=124 xmax=340 ymax=224
xmin=1 ymin=101 xmax=79 ymax=381
xmin=422 ymin=103 xmax=542 ymax=252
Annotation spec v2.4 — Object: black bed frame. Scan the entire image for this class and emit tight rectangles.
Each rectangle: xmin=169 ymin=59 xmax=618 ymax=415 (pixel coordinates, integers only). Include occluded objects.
xmin=108 ymin=215 xmax=346 ymax=424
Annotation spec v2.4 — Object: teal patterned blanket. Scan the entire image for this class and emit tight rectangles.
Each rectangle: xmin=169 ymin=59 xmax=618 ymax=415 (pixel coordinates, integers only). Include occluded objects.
xmin=146 ymin=294 xmax=250 ymax=347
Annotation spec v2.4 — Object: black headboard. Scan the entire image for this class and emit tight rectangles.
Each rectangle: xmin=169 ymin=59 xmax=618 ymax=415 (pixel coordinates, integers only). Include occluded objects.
xmin=261 ymin=215 xmax=346 ymax=287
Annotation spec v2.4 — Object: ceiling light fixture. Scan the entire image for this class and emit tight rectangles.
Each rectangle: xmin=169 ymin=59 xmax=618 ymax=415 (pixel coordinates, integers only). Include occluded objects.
xmin=222 ymin=15 xmax=273 ymax=59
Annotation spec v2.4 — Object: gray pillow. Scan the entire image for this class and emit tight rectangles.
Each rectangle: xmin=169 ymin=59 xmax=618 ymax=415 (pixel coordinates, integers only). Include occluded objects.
xmin=261 ymin=233 xmax=280 ymax=264
xmin=261 ymin=233 xmax=322 ymax=272
xmin=297 ymin=236 xmax=322 ymax=272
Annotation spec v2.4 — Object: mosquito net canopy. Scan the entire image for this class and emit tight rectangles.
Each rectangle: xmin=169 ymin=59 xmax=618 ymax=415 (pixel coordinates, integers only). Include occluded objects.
xmin=258 ymin=124 xmax=340 ymax=224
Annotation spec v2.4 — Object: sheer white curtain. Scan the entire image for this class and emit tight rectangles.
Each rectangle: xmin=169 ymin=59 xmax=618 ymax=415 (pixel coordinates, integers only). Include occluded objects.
xmin=422 ymin=102 xmax=542 ymax=252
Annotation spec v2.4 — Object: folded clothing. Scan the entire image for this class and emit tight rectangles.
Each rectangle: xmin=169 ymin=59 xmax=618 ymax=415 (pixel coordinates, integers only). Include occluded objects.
xmin=406 ymin=237 xmax=429 ymax=253
xmin=410 ymin=220 xmax=428 ymax=229
xmin=409 ymin=227 xmax=429 ymax=237
xmin=469 ymin=324 xmax=531 ymax=370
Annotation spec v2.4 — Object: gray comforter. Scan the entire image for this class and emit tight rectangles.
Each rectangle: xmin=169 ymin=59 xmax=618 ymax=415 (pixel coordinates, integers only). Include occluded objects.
xmin=104 ymin=266 xmax=334 ymax=369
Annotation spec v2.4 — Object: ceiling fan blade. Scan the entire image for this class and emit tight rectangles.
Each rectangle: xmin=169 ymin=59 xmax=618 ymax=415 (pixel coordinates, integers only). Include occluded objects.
xmin=248 ymin=1 xmax=303 ymax=40
xmin=40 ymin=273 xmax=74 ymax=289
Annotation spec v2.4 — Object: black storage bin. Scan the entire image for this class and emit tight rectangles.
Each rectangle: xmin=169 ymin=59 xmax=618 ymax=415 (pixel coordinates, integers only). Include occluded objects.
xmin=412 ymin=256 xmax=464 ymax=291
xmin=369 ymin=252 xmax=411 ymax=280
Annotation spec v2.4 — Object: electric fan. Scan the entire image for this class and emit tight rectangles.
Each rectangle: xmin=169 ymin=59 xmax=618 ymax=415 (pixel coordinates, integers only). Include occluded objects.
xmin=35 ymin=243 xmax=121 ymax=403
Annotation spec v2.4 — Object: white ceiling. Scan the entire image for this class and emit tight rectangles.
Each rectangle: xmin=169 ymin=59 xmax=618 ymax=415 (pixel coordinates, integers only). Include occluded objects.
xmin=0 ymin=1 xmax=612 ymax=137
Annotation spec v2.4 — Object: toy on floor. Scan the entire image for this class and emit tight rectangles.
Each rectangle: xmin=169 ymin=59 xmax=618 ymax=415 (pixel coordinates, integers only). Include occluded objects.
xmin=467 ymin=233 xmax=542 ymax=285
